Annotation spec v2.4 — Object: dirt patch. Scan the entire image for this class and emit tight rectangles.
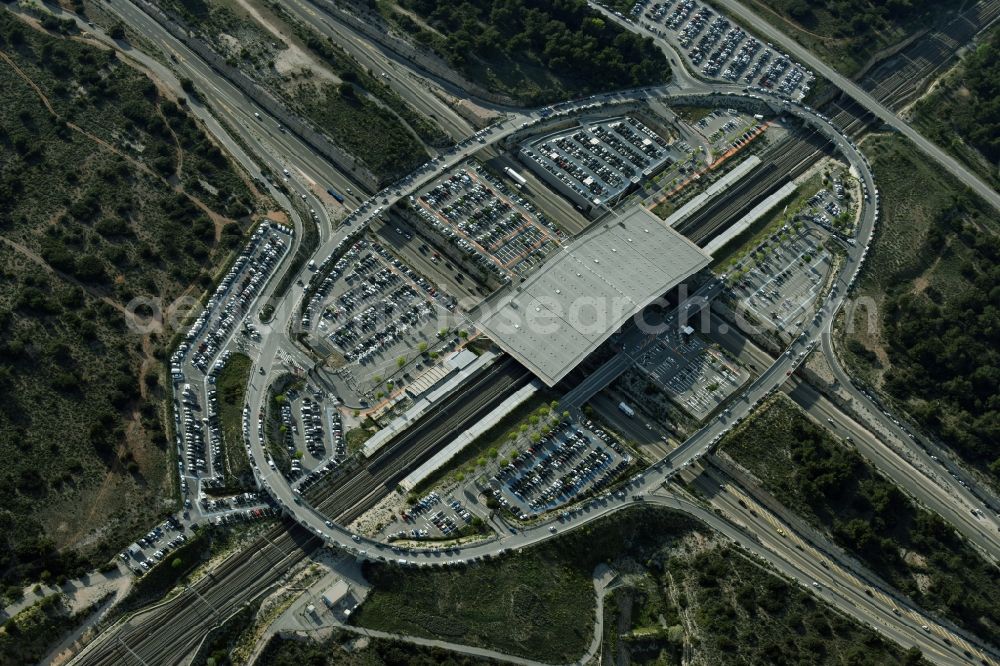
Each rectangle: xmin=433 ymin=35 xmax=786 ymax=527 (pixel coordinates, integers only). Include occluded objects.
xmin=231 ymin=0 xmax=340 ymax=84
xmin=265 ymin=209 xmax=290 ymax=226
xmin=274 ymin=45 xmax=340 ymax=84
xmin=217 ymin=32 xmax=242 ymax=56
xmin=910 ymin=572 xmax=933 ymax=595
xmin=901 ymin=549 xmax=928 ymax=569
xmin=349 ymin=489 xmax=408 ymax=537
xmin=676 ymin=529 xmax=719 ymax=557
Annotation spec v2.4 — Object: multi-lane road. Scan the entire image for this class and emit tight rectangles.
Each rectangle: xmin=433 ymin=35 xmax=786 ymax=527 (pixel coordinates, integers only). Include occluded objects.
xmin=705 ymin=311 xmax=1000 ymax=559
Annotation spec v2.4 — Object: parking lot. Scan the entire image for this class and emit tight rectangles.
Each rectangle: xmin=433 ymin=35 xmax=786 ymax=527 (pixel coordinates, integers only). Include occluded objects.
xmin=170 ymin=222 xmax=292 ymax=489
xmin=694 ymin=108 xmax=765 ymax=155
xmin=520 ymin=116 xmax=673 ymax=208
xmin=119 ymin=516 xmax=189 ymax=576
xmin=730 ymin=228 xmax=834 ymax=335
xmin=172 ymin=222 xmax=291 ymax=377
xmin=631 ymin=0 xmax=813 ymax=97
xmin=384 ymin=493 xmax=481 ymax=541
xmin=407 ymin=162 xmax=563 ymax=283
xmin=275 ymin=383 xmax=345 ymax=479
xmin=116 ymin=499 xmax=275 ymax=577
xmin=487 ymin=419 xmax=631 ymax=518
xmin=303 ymin=237 xmax=458 ymax=395
xmin=636 ymin=330 xmax=750 ymax=421
xmin=802 ymin=181 xmax=856 ymax=236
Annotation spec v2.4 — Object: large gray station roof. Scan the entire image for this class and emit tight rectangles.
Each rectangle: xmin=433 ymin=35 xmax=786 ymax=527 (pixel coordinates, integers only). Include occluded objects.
xmin=477 ymin=206 xmax=710 ymax=386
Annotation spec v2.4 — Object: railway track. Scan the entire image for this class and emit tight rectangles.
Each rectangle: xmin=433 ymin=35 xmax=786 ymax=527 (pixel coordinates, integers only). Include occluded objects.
xmin=859 ymin=0 xmax=1000 ymax=111
xmin=81 ymin=522 xmax=313 ymax=666
xmin=678 ymin=130 xmax=834 ymax=245
xmin=306 ymin=356 xmax=532 ymax=524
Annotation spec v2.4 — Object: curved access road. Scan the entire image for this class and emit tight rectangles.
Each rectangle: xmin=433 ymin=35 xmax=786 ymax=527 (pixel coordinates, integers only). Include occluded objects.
xmin=233 ymin=88 xmax=1000 ymax=664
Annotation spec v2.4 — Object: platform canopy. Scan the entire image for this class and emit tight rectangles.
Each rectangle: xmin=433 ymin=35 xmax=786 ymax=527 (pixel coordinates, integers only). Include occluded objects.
xmin=477 ymin=206 xmax=711 ymax=386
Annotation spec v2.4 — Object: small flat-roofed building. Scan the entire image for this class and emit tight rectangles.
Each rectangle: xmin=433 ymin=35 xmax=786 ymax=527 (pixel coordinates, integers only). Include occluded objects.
xmin=476 ymin=206 xmax=710 ymax=385
xmin=322 ymin=580 xmax=351 ymax=609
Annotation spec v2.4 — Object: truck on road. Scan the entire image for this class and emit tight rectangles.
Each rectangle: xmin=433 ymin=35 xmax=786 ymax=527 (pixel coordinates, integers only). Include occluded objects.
xmin=619 ymin=401 xmax=635 ymax=417
xmin=326 ymin=187 xmax=345 ymax=204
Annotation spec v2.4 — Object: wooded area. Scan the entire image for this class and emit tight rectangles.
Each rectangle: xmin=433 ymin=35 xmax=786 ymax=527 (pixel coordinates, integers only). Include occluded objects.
xmin=0 ymin=9 xmax=261 ymax=599
xmin=722 ymin=397 xmax=1000 ymax=646
xmin=881 ymin=198 xmax=1000 ymax=483
xmin=391 ymin=0 xmax=669 ymax=103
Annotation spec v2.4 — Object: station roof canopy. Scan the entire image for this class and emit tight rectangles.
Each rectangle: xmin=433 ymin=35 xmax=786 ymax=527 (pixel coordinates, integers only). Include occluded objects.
xmin=476 ymin=206 xmax=710 ymax=386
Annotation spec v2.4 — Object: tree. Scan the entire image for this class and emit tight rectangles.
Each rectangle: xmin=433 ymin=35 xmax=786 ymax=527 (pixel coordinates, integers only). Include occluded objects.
xmin=396 ymin=356 xmax=406 ymax=368
xmin=171 ymin=557 xmax=182 ymax=569
xmin=73 ymin=255 xmax=107 ymax=283
xmin=785 ymin=0 xmax=812 ymax=21
xmin=109 ymin=22 xmax=126 ymax=40
xmin=903 ymin=647 xmax=924 ymax=666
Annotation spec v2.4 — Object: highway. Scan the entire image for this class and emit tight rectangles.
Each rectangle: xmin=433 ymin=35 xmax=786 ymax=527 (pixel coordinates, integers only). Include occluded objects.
xmin=818 ymin=327 xmax=1000 ymax=536
xmin=686 ymin=467 xmax=990 ymax=665
xmin=785 ymin=381 xmax=1000 ymax=557
xmin=98 ymin=0 xmax=369 ymax=213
